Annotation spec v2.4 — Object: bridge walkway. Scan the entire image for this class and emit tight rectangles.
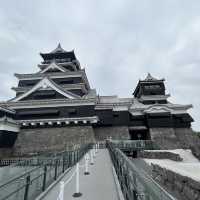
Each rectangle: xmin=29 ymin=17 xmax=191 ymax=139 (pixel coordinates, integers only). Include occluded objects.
xmin=41 ymin=149 xmax=121 ymax=200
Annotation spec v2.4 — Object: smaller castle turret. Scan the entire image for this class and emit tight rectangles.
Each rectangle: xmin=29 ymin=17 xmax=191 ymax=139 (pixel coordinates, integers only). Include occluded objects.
xmin=133 ymin=73 xmax=169 ymax=104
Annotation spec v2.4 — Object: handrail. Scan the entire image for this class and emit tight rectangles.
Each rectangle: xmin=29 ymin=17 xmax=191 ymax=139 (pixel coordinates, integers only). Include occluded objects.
xmin=107 ymin=141 xmax=176 ymax=200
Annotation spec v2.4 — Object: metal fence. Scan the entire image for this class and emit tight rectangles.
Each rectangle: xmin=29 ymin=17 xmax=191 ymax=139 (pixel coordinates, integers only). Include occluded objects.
xmin=109 ymin=140 xmax=159 ymax=151
xmin=0 ymin=143 xmax=107 ymax=167
xmin=0 ymin=144 xmax=90 ymax=200
xmin=107 ymin=142 xmax=176 ymax=200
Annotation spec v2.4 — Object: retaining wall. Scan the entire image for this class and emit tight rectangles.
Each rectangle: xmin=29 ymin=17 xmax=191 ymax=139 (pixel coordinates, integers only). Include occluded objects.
xmin=13 ymin=126 xmax=95 ymax=156
xmin=152 ymin=164 xmax=200 ymax=200
xmin=138 ymin=151 xmax=182 ymax=161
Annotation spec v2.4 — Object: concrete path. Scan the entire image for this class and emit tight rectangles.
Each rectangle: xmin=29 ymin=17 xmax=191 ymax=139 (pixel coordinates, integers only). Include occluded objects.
xmin=42 ymin=149 xmax=120 ymax=200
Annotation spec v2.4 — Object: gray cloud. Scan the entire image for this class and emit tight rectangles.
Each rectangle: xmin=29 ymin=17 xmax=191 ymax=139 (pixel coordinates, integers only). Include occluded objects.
xmin=0 ymin=0 xmax=199 ymax=130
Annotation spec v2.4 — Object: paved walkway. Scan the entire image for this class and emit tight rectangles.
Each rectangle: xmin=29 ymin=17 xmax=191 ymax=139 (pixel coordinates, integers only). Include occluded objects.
xmin=42 ymin=149 xmax=120 ymax=200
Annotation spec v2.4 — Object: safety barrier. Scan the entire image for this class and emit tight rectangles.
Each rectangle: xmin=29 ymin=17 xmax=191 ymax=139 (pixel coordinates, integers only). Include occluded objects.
xmin=107 ymin=142 xmax=176 ymax=200
xmin=0 ymin=143 xmax=103 ymax=167
xmin=0 ymin=144 xmax=90 ymax=200
xmin=57 ymin=144 xmax=99 ymax=199
xmin=109 ymin=140 xmax=159 ymax=151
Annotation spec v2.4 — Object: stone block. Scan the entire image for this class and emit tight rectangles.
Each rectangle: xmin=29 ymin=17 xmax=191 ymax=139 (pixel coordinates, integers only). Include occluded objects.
xmin=166 ymin=169 xmax=175 ymax=183
xmin=182 ymin=184 xmax=196 ymax=200
xmin=188 ymin=178 xmax=200 ymax=190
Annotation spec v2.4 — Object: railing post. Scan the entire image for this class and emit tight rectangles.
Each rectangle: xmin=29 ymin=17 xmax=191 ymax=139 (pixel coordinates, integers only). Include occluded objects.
xmin=72 ymin=151 xmax=74 ymax=166
xmin=24 ymin=175 xmax=30 ymax=200
xmin=77 ymin=150 xmax=79 ymax=161
xmin=73 ymin=163 xmax=82 ymax=197
xmin=70 ymin=152 xmax=72 ymax=167
xmin=54 ymin=159 xmax=58 ymax=180
xmin=84 ymin=153 xmax=90 ymax=175
xmin=42 ymin=165 xmax=47 ymax=191
xmin=90 ymin=149 xmax=94 ymax=165
xmin=95 ymin=144 xmax=98 ymax=154
xmin=62 ymin=156 xmax=65 ymax=173
xmin=73 ymin=151 xmax=75 ymax=164
xmin=93 ymin=146 xmax=95 ymax=158
xmin=68 ymin=152 xmax=71 ymax=167
xmin=58 ymin=181 xmax=65 ymax=200
xmin=74 ymin=151 xmax=76 ymax=163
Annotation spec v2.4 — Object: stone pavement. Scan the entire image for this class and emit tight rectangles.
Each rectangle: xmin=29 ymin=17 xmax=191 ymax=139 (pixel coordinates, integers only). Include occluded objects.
xmin=41 ymin=149 xmax=121 ymax=200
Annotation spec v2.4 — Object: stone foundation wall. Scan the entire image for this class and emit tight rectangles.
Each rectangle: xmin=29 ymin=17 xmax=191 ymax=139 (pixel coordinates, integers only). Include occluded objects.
xmin=93 ymin=126 xmax=130 ymax=141
xmin=174 ymin=128 xmax=200 ymax=160
xmin=13 ymin=126 xmax=95 ymax=156
xmin=152 ymin=164 xmax=200 ymax=200
xmin=149 ymin=128 xmax=200 ymax=160
xmin=149 ymin=128 xmax=181 ymax=149
xmin=0 ymin=148 xmax=13 ymax=158
xmin=4 ymin=125 xmax=130 ymax=157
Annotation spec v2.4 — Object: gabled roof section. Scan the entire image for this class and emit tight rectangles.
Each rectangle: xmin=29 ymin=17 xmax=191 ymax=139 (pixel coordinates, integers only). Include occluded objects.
xmin=50 ymin=43 xmax=67 ymax=53
xmin=39 ymin=62 xmax=67 ymax=73
xmin=11 ymin=77 xmax=80 ymax=102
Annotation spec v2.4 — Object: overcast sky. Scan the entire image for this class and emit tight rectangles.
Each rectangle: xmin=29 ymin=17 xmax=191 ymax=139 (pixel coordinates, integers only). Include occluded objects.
xmin=0 ymin=0 xmax=199 ymax=130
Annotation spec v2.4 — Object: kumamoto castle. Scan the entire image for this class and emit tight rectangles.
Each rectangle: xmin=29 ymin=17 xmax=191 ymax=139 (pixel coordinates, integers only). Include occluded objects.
xmin=0 ymin=44 xmax=200 ymax=200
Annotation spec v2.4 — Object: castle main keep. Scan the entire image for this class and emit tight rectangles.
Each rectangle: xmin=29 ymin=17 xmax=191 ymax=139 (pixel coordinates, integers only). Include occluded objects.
xmin=0 ymin=44 xmax=194 ymax=156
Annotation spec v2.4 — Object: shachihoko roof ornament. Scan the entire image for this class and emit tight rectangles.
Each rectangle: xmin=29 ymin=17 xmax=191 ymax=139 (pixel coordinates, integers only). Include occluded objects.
xmin=144 ymin=73 xmax=158 ymax=81
xmin=50 ymin=43 xmax=67 ymax=53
